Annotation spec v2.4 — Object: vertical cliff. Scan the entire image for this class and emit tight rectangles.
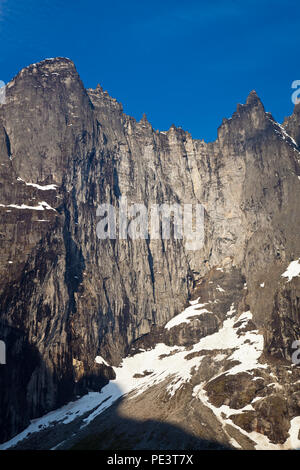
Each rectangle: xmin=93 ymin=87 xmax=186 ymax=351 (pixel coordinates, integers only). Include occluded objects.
xmin=0 ymin=58 xmax=300 ymax=445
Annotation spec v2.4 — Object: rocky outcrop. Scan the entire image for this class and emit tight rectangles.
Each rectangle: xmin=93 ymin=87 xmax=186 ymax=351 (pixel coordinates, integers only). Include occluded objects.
xmin=0 ymin=58 xmax=300 ymax=445
xmin=283 ymin=102 xmax=300 ymax=146
xmin=5 ymin=266 xmax=299 ymax=450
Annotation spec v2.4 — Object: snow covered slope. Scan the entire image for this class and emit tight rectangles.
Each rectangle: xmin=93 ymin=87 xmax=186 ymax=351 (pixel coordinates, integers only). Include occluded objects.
xmin=2 ymin=267 xmax=299 ymax=450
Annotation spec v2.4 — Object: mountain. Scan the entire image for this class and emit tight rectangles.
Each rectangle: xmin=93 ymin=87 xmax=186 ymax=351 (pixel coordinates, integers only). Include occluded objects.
xmin=0 ymin=58 xmax=300 ymax=450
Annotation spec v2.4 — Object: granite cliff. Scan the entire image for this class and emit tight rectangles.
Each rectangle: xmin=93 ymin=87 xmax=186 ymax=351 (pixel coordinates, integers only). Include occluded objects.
xmin=0 ymin=58 xmax=300 ymax=448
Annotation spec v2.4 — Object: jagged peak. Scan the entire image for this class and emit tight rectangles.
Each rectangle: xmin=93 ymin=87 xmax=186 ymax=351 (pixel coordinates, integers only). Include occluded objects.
xmin=282 ymin=102 xmax=300 ymax=126
xmin=235 ymin=90 xmax=265 ymax=115
xmin=95 ymin=83 xmax=103 ymax=93
xmin=245 ymin=89 xmax=264 ymax=109
xmin=217 ymin=91 xmax=268 ymax=141
xmin=138 ymin=113 xmax=153 ymax=130
xmin=21 ymin=57 xmax=75 ymax=73
xmin=140 ymin=113 xmax=148 ymax=123
xmin=234 ymin=91 xmax=264 ymax=115
xmin=7 ymin=57 xmax=77 ymax=87
xmin=293 ymin=101 xmax=300 ymax=115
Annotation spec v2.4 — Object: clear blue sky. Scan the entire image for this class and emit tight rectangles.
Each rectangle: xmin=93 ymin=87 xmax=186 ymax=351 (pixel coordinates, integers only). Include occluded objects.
xmin=0 ymin=0 xmax=299 ymax=141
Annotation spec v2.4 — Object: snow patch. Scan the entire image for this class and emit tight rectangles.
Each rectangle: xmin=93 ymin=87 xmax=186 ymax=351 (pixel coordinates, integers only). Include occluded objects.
xmin=164 ymin=298 xmax=211 ymax=330
xmin=0 ymin=307 xmax=276 ymax=450
xmin=269 ymin=117 xmax=298 ymax=148
xmin=281 ymin=259 xmax=300 ymax=282
xmin=95 ymin=356 xmax=110 ymax=367
xmin=286 ymin=416 xmax=300 ymax=449
xmin=0 ymin=202 xmax=55 ymax=211
xmin=216 ymin=285 xmax=225 ymax=292
xmin=17 ymin=177 xmax=57 ymax=191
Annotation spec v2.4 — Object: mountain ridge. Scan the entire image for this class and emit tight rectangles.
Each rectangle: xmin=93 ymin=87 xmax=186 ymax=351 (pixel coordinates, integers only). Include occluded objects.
xmin=0 ymin=57 xmax=300 ymax=449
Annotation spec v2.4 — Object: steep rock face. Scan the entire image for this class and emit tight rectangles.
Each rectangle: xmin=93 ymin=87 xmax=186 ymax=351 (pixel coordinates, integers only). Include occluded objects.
xmin=0 ymin=58 xmax=300 ymax=444
xmin=5 ymin=266 xmax=299 ymax=450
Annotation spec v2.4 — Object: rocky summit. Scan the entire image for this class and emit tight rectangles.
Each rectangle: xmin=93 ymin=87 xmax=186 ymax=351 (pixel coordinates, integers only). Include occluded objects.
xmin=0 ymin=57 xmax=300 ymax=450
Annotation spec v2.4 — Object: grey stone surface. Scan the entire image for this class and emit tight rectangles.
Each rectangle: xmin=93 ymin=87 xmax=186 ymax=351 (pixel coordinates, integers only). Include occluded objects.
xmin=0 ymin=58 xmax=300 ymax=444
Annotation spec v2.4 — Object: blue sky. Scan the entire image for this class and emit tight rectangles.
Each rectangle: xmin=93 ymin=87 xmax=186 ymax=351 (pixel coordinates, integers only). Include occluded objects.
xmin=0 ymin=0 xmax=299 ymax=141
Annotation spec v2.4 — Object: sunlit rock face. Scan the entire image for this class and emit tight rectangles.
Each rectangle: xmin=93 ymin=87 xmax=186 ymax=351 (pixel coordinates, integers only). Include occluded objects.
xmin=0 ymin=58 xmax=300 ymax=447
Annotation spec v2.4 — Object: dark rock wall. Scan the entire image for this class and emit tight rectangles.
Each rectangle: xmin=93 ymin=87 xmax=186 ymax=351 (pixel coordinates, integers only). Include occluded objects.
xmin=0 ymin=59 xmax=300 ymax=441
